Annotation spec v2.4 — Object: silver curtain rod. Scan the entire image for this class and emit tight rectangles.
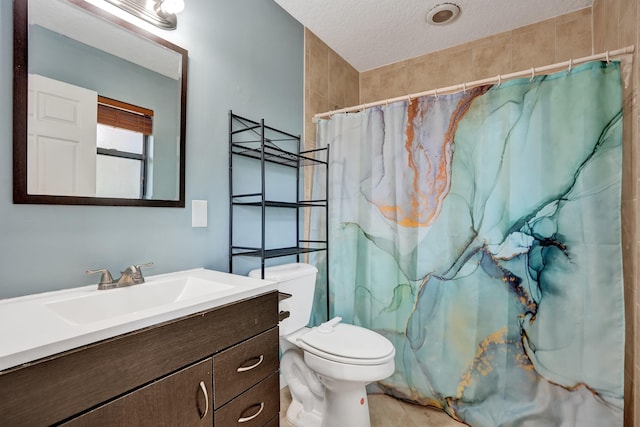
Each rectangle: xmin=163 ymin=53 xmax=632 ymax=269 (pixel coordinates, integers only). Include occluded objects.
xmin=313 ymin=45 xmax=635 ymax=122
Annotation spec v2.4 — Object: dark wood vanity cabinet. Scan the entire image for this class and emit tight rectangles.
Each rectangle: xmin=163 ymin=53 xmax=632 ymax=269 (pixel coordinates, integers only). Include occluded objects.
xmin=0 ymin=291 xmax=280 ymax=426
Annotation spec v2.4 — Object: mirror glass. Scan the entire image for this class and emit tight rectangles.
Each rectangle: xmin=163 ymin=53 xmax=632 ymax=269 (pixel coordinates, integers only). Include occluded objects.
xmin=14 ymin=0 xmax=187 ymax=206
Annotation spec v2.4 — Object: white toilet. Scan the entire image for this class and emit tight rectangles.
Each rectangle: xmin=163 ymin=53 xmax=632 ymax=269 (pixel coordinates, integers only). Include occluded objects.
xmin=250 ymin=263 xmax=395 ymax=427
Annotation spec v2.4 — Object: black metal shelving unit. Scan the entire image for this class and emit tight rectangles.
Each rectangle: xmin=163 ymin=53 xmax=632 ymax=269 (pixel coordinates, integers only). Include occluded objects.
xmin=228 ymin=112 xmax=329 ymax=300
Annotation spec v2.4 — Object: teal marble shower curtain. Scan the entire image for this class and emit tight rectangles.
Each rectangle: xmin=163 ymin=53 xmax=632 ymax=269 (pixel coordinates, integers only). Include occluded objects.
xmin=315 ymin=61 xmax=624 ymax=426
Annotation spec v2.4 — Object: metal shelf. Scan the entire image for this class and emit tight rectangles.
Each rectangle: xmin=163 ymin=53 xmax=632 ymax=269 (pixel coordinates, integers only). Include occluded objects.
xmin=231 ymin=246 xmax=327 ymax=259
xmin=229 ymin=111 xmax=330 ymax=320
xmin=231 ymin=199 xmax=327 ymax=208
xmin=230 ymin=143 xmax=327 ymax=168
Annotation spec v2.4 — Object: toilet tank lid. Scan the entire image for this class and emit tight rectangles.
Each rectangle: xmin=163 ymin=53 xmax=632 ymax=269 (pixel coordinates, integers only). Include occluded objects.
xmin=248 ymin=263 xmax=318 ymax=281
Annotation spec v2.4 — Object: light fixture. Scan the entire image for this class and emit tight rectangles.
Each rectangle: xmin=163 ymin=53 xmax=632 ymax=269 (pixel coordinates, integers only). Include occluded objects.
xmin=157 ymin=0 xmax=185 ymax=16
xmin=102 ymin=0 xmax=185 ymax=30
xmin=426 ymin=3 xmax=461 ymax=25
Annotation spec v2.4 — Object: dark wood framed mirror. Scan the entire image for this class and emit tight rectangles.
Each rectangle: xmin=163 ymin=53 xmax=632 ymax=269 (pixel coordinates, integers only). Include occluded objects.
xmin=13 ymin=0 xmax=187 ymax=207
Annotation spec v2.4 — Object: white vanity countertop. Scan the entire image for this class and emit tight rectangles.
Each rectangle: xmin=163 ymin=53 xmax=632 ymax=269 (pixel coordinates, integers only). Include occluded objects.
xmin=0 ymin=268 xmax=277 ymax=372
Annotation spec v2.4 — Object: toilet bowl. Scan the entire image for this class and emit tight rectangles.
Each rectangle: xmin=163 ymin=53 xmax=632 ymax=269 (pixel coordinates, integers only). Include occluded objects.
xmin=281 ymin=349 xmax=324 ymax=426
xmin=249 ymin=263 xmax=395 ymax=427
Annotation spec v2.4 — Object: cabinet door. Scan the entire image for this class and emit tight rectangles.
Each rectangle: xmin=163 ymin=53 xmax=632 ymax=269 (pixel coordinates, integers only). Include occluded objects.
xmin=63 ymin=358 xmax=212 ymax=427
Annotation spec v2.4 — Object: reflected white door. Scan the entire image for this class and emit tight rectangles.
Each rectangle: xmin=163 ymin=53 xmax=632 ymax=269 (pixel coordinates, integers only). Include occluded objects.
xmin=28 ymin=74 xmax=97 ymax=196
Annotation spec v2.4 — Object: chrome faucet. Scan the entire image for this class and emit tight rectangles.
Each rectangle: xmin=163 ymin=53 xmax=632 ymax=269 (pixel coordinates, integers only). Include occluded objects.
xmin=86 ymin=262 xmax=154 ymax=290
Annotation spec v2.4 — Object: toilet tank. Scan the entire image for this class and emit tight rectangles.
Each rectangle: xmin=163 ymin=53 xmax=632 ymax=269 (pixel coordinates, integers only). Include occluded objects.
xmin=249 ymin=263 xmax=318 ymax=336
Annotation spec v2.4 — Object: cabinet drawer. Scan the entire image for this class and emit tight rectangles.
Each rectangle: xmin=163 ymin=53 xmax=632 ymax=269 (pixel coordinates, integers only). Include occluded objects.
xmin=213 ymin=327 xmax=279 ymax=408
xmin=263 ymin=415 xmax=280 ymax=427
xmin=214 ymin=372 xmax=279 ymax=427
xmin=63 ymin=358 xmax=213 ymax=427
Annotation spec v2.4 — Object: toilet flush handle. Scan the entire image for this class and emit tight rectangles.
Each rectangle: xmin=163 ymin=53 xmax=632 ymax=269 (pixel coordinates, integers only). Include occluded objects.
xmin=317 ymin=316 xmax=342 ymax=333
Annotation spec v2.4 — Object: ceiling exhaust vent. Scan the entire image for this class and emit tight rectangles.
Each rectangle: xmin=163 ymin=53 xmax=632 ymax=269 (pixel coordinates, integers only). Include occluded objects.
xmin=426 ymin=3 xmax=461 ymax=25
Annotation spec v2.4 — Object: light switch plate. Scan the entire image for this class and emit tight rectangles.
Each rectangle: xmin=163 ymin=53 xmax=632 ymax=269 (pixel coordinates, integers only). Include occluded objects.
xmin=192 ymin=200 xmax=208 ymax=227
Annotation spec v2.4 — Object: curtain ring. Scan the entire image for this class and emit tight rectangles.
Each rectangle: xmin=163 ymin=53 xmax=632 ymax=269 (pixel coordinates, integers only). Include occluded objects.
xmin=606 ymin=51 xmax=611 ymax=64
xmin=385 ymin=98 xmax=390 ymax=107
xmin=462 ymin=82 xmax=467 ymax=93
xmin=529 ymin=68 xmax=535 ymax=82
xmin=497 ymin=75 xmax=502 ymax=87
xmin=407 ymin=95 xmax=412 ymax=104
xmin=567 ymin=58 xmax=573 ymax=73
xmin=434 ymin=88 xmax=438 ymax=99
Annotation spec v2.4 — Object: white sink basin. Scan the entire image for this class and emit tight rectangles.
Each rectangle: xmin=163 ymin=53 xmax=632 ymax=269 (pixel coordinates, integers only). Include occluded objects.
xmin=0 ymin=268 xmax=277 ymax=372
xmin=45 ymin=277 xmax=234 ymax=325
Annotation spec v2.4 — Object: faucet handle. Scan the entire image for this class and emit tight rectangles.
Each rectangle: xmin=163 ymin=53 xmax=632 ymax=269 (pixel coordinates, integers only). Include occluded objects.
xmin=86 ymin=268 xmax=114 ymax=285
xmin=130 ymin=262 xmax=154 ymax=283
xmin=135 ymin=262 xmax=154 ymax=270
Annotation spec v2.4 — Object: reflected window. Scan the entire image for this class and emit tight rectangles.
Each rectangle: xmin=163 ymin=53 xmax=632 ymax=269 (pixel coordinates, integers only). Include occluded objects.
xmin=95 ymin=97 xmax=153 ymax=199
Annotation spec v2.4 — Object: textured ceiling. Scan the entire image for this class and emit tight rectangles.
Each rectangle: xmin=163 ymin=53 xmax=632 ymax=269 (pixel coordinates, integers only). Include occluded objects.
xmin=273 ymin=0 xmax=594 ymax=72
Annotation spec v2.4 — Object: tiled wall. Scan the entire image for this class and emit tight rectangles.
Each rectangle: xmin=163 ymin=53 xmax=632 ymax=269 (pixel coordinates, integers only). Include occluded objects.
xmin=303 ymin=29 xmax=359 ymax=151
xmin=304 ymin=4 xmax=639 ymax=424
xmin=302 ymin=29 xmax=359 ymax=243
xmin=359 ymin=8 xmax=592 ymax=103
xmin=593 ymin=1 xmax=640 ymax=426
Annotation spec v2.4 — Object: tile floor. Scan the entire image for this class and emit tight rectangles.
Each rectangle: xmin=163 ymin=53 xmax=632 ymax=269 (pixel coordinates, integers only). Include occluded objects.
xmin=280 ymin=387 xmax=463 ymax=426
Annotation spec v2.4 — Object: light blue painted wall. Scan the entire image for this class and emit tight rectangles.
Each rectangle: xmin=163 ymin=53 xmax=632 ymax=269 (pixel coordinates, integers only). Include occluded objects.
xmin=0 ymin=0 xmax=304 ymax=299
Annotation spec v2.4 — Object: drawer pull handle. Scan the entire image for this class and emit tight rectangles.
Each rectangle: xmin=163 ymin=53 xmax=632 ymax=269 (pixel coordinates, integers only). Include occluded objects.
xmin=198 ymin=381 xmax=209 ymax=419
xmin=238 ymin=402 xmax=264 ymax=423
xmin=279 ymin=310 xmax=291 ymax=321
xmin=237 ymin=355 xmax=264 ymax=372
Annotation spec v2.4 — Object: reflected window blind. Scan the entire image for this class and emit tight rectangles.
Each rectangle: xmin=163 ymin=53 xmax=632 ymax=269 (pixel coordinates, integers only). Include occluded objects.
xmin=97 ymin=96 xmax=154 ymax=135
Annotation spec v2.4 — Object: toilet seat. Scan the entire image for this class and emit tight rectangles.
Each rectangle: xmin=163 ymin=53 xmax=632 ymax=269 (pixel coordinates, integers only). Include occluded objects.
xmin=297 ymin=323 xmax=395 ymax=366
